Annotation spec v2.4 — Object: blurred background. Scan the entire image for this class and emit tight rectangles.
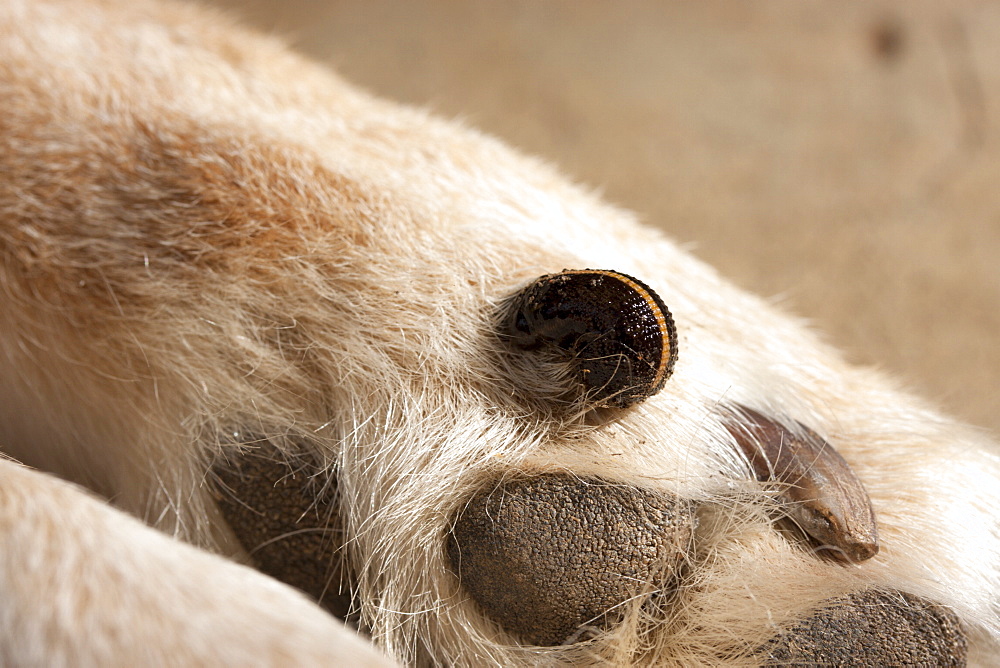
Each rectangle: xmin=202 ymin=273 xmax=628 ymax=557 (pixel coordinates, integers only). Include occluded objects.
xmin=207 ymin=0 xmax=999 ymax=434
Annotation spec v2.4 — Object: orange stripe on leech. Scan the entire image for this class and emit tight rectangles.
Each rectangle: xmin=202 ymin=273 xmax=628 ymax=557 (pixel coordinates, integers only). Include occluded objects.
xmin=610 ymin=273 xmax=672 ymax=389
xmin=567 ymin=270 xmax=672 ymax=388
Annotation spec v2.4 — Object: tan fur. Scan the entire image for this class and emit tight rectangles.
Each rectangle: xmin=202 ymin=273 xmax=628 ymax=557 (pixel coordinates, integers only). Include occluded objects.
xmin=1 ymin=0 xmax=998 ymax=665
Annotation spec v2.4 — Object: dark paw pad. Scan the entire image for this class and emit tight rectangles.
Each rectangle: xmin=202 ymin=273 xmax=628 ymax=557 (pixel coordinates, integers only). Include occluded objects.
xmin=447 ymin=474 xmax=693 ymax=645
xmin=212 ymin=441 xmax=354 ymax=618
xmin=762 ymin=589 xmax=967 ymax=667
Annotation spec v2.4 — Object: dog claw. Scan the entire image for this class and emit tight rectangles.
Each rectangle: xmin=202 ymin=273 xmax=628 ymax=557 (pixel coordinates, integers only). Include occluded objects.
xmin=724 ymin=405 xmax=879 ymax=563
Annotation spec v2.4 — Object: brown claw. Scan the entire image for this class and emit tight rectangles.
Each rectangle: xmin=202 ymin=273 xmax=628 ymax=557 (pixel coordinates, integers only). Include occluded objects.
xmin=724 ymin=405 xmax=879 ymax=563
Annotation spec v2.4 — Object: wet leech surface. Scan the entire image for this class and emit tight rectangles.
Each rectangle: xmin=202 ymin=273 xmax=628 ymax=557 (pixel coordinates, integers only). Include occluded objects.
xmin=500 ymin=270 xmax=678 ymax=408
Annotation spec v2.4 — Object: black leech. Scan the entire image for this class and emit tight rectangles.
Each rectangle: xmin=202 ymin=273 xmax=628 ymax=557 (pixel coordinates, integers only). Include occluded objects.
xmin=501 ymin=269 xmax=678 ymax=408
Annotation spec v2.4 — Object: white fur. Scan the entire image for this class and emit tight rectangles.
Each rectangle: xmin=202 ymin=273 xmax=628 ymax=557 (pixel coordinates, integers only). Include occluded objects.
xmin=0 ymin=0 xmax=997 ymax=665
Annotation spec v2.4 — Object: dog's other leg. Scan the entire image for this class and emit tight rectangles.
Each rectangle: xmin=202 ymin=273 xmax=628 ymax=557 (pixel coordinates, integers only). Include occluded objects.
xmin=0 ymin=457 xmax=396 ymax=667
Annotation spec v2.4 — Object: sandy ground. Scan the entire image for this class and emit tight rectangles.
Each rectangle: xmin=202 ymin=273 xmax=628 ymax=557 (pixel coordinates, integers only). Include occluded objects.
xmin=208 ymin=0 xmax=999 ymax=435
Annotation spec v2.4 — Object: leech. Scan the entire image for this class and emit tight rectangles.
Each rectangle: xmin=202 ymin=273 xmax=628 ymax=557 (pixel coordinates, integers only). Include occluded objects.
xmin=501 ymin=269 xmax=678 ymax=408
xmin=725 ymin=405 xmax=879 ymax=563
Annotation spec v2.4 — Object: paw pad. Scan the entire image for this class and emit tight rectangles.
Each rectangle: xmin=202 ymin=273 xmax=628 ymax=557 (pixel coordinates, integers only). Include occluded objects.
xmin=212 ymin=440 xmax=354 ymax=619
xmin=447 ymin=474 xmax=693 ymax=645
xmin=762 ymin=590 xmax=967 ymax=666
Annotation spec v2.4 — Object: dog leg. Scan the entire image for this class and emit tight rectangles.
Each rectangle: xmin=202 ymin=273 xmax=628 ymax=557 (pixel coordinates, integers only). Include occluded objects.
xmin=0 ymin=457 xmax=396 ymax=667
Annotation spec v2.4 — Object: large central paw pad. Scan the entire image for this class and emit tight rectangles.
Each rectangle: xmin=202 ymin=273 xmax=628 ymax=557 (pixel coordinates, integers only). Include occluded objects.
xmin=446 ymin=474 xmax=693 ymax=645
